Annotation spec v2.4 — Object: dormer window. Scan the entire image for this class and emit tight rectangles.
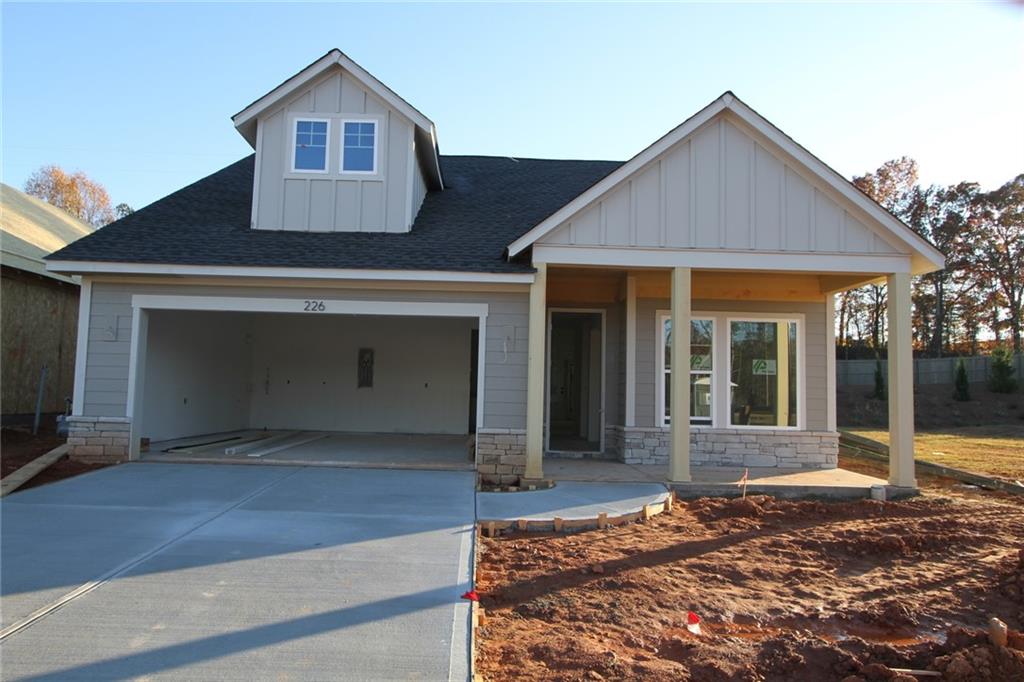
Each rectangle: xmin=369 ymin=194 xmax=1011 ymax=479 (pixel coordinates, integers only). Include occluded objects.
xmin=342 ymin=120 xmax=377 ymax=173
xmin=292 ymin=119 xmax=329 ymax=172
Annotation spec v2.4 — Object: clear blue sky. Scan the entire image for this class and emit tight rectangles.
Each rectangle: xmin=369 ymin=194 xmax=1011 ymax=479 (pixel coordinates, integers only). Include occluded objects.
xmin=2 ymin=2 xmax=1021 ymax=211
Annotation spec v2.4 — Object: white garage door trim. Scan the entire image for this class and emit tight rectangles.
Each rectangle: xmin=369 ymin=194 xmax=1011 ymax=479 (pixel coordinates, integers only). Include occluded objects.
xmin=125 ymin=294 xmax=489 ymax=459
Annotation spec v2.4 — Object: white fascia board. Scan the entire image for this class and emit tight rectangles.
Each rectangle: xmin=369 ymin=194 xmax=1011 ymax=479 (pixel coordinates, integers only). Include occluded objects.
xmin=45 ymin=260 xmax=535 ymax=284
xmin=506 ymin=98 xmax=727 ymax=257
xmin=532 ymin=244 xmax=912 ymax=274
xmin=231 ymin=51 xmax=340 ymax=144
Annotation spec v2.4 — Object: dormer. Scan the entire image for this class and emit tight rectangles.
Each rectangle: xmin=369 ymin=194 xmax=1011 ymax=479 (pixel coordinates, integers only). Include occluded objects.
xmin=232 ymin=50 xmax=443 ymax=233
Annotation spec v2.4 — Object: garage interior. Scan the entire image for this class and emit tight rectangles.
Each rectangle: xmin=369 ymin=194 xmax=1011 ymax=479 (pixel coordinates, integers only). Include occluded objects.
xmin=136 ymin=310 xmax=478 ymax=469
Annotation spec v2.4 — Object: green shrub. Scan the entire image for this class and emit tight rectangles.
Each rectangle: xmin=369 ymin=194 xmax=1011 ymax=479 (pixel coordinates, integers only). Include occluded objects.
xmin=990 ymin=346 xmax=1019 ymax=393
xmin=872 ymin=359 xmax=887 ymax=400
xmin=953 ymin=358 xmax=970 ymax=401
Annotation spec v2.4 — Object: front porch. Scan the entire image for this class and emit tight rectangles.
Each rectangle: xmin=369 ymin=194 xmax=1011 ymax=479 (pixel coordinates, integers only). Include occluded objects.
xmin=542 ymin=458 xmax=890 ymax=499
xmin=505 ymin=265 xmax=918 ymax=491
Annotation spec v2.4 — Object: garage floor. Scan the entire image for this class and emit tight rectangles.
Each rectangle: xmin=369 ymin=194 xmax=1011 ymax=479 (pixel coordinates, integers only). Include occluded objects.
xmin=145 ymin=430 xmax=474 ymax=471
xmin=0 ymin=463 xmax=475 ymax=680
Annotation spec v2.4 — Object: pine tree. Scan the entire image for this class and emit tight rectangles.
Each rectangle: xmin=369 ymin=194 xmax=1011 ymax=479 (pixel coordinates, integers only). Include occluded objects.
xmin=953 ymin=359 xmax=970 ymax=401
xmin=872 ymin=359 xmax=887 ymax=400
xmin=990 ymin=346 xmax=1019 ymax=393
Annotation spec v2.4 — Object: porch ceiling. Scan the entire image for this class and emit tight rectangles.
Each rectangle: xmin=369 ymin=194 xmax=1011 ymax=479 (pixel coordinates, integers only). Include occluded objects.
xmin=546 ymin=267 xmax=883 ymax=305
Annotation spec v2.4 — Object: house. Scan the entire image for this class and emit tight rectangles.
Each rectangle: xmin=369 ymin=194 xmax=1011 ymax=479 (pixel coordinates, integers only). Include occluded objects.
xmin=46 ymin=50 xmax=944 ymax=488
xmin=2 ymin=184 xmax=93 ymax=424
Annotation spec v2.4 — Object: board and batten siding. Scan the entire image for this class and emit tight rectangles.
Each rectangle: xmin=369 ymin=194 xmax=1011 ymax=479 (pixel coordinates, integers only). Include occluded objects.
xmin=634 ymin=298 xmax=828 ymax=431
xmin=80 ymin=281 xmax=529 ymax=431
xmin=254 ymin=66 xmax=428 ymax=233
xmin=538 ymin=115 xmax=907 ymax=258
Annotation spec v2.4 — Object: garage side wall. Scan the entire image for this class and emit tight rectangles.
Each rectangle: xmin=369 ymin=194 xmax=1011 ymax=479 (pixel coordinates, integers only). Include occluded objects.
xmin=142 ymin=311 xmax=252 ymax=442
xmin=71 ymin=280 xmax=529 ymax=461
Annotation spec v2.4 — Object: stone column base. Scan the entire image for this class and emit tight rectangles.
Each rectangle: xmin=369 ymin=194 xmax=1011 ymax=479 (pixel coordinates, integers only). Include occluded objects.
xmin=476 ymin=428 xmax=527 ymax=485
xmin=66 ymin=416 xmax=131 ymax=463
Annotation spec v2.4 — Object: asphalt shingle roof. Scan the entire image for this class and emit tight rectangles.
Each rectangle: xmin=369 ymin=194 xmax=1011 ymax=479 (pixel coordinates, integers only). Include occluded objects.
xmin=47 ymin=155 xmax=623 ymax=273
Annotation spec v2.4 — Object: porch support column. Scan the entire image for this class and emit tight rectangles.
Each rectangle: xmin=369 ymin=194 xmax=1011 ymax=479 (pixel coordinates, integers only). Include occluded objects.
xmin=669 ymin=267 xmax=692 ymax=483
xmin=886 ymin=272 xmax=916 ymax=488
xmin=625 ymin=274 xmax=637 ymax=427
xmin=524 ymin=262 xmax=547 ymax=481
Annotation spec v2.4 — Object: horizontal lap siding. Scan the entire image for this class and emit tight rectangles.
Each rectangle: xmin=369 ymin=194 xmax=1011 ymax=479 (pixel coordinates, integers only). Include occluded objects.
xmin=634 ymin=297 xmax=828 ymax=431
xmin=82 ymin=281 xmax=529 ymax=430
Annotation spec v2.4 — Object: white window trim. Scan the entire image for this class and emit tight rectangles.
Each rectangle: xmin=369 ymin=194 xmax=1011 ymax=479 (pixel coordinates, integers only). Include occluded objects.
xmin=655 ymin=310 xmax=806 ymax=431
xmin=290 ymin=116 xmax=331 ymax=174
xmin=340 ymin=118 xmax=379 ymax=175
xmin=656 ymin=312 xmax=716 ymax=429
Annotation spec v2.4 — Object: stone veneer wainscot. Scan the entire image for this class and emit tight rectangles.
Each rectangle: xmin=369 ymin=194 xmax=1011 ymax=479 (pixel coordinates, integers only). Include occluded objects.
xmin=606 ymin=426 xmax=839 ymax=469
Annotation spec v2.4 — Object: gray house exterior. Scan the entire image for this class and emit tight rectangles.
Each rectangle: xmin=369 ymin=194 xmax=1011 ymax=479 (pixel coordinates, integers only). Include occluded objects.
xmin=47 ymin=50 xmax=945 ymax=488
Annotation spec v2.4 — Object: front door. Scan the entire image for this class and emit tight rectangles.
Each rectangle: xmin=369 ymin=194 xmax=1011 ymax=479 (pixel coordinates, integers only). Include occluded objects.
xmin=548 ymin=311 xmax=603 ymax=452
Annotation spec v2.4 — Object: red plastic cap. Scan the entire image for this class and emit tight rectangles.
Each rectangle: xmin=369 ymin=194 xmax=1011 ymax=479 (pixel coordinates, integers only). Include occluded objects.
xmin=461 ymin=590 xmax=480 ymax=602
xmin=687 ymin=611 xmax=701 ymax=625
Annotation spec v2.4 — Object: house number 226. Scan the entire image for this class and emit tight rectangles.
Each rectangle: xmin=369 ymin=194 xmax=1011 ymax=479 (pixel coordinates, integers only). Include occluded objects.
xmin=303 ymin=300 xmax=326 ymax=312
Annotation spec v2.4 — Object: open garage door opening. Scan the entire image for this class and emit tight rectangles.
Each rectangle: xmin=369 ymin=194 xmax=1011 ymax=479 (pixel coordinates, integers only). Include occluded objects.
xmin=131 ymin=306 xmax=481 ymax=469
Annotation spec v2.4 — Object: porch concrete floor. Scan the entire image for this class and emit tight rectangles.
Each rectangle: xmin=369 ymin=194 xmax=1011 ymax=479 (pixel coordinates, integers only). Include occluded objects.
xmin=145 ymin=431 xmax=474 ymax=470
xmin=544 ymin=459 xmax=889 ymax=498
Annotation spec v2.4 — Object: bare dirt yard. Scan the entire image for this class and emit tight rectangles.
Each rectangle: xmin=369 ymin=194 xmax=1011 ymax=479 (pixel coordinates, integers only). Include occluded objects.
xmin=844 ymin=425 xmax=1024 ymax=483
xmin=1 ymin=427 xmax=107 ymax=491
xmin=476 ymin=492 xmax=1024 ymax=681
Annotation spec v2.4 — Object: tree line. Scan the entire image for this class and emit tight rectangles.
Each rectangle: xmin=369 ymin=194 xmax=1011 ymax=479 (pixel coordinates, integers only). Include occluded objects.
xmin=839 ymin=158 xmax=1022 ymax=358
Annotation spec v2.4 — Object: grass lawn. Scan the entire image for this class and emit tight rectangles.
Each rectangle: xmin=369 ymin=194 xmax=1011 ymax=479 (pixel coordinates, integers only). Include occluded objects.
xmin=843 ymin=424 xmax=1024 ymax=481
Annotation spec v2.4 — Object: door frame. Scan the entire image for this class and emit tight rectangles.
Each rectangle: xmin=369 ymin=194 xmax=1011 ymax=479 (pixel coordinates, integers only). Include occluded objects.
xmin=545 ymin=307 xmax=606 ymax=455
xmin=125 ymin=294 xmax=489 ymax=460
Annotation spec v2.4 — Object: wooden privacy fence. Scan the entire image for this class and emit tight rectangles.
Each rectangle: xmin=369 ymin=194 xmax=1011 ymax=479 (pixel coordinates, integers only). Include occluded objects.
xmin=836 ymin=354 xmax=1024 ymax=387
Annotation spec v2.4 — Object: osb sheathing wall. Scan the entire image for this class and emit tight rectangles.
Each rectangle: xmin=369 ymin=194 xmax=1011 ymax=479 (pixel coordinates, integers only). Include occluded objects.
xmin=1 ymin=266 xmax=79 ymax=415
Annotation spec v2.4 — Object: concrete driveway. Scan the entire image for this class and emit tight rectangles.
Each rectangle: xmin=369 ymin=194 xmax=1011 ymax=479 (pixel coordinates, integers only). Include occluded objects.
xmin=0 ymin=463 xmax=475 ymax=681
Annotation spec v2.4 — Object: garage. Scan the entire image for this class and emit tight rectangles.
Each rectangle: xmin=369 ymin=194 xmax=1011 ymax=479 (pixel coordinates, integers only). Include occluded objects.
xmin=127 ymin=296 xmax=486 ymax=469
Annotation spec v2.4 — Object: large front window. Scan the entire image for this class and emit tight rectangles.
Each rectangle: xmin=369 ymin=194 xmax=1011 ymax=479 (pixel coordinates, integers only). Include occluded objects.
xmin=660 ymin=317 xmax=714 ymax=426
xmin=657 ymin=313 xmax=801 ymax=429
xmin=729 ymin=320 xmax=798 ymax=427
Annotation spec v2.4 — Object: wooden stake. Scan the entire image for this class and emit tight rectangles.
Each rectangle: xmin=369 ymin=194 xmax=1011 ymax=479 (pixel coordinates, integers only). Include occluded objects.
xmin=597 ymin=512 xmax=608 ymax=529
xmin=517 ymin=519 xmax=527 ymax=531
xmin=553 ymin=517 xmax=564 ymax=532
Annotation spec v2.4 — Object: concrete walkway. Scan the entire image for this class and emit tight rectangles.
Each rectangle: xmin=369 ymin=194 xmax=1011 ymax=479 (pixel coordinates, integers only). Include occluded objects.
xmin=0 ymin=463 xmax=475 ymax=681
xmin=477 ymin=481 xmax=669 ymax=522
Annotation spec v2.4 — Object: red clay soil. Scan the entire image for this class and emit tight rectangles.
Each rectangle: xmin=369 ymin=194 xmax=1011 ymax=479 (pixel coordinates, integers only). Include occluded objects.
xmin=1 ymin=428 xmax=108 ymax=491
xmin=475 ymin=495 xmax=1024 ymax=681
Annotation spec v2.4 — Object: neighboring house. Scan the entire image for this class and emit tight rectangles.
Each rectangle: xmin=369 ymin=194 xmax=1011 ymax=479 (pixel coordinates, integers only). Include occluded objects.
xmin=46 ymin=50 xmax=944 ymax=487
xmin=2 ymin=184 xmax=93 ymax=421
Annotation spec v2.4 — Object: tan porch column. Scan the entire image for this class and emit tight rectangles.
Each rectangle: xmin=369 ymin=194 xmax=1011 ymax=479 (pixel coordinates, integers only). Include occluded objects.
xmin=524 ymin=263 xmax=547 ymax=480
xmin=669 ymin=267 xmax=692 ymax=483
xmin=886 ymin=272 xmax=916 ymax=487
